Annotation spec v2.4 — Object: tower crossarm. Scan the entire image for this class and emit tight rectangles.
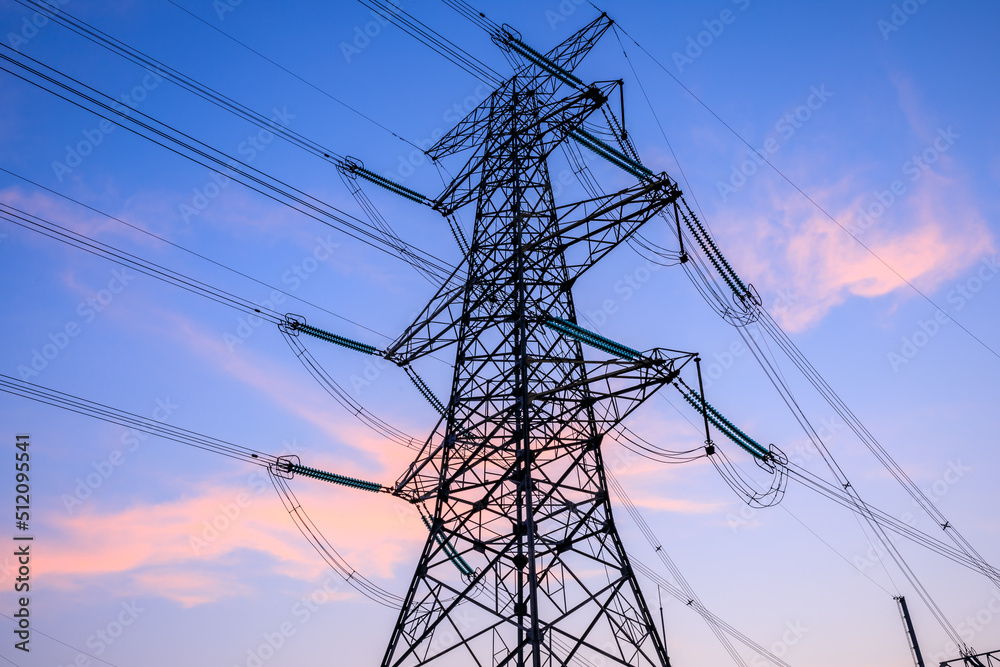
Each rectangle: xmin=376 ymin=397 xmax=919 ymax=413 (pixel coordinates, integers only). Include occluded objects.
xmin=525 ymin=348 xmax=696 ymax=434
xmin=427 ymin=13 xmax=613 ymax=161
xmin=392 ymin=346 xmax=696 ymax=505
xmin=433 ymin=81 xmax=615 ymax=216
xmin=387 ymin=176 xmax=679 ymax=366
xmin=536 ymin=175 xmax=680 ymax=280
xmin=382 ymin=257 xmax=469 ymax=365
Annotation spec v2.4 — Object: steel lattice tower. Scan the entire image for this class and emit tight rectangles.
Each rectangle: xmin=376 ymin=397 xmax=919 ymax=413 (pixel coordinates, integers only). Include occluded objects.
xmin=381 ymin=16 xmax=694 ymax=667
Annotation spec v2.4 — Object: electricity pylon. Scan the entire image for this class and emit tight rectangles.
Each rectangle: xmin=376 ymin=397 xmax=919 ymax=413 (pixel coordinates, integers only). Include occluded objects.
xmin=380 ymin=15 xmax=694 ymax=666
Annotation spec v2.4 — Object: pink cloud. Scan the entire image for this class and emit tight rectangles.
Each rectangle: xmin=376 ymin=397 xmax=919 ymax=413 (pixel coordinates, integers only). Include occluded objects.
xmin=39 ymin=471 xmax=426 ymax=607
xmin=726 ymin=168 xmax=994 ymax=332
xmin=701 ymin=73 xmax=996 ymax=333
xmin=1 ymin=184 xmax=166 ymax=248
xmin=616 ymin=489 xmax=728 ymax=515
xmin=125 ymin=568 xmax=256 ymax=608
xmin=122 ymin=303 xmax=421 ymax=473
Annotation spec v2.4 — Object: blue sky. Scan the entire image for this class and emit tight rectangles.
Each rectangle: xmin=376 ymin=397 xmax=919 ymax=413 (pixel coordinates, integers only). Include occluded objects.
xmin=1 ymin=1 xmax=998 ymax=665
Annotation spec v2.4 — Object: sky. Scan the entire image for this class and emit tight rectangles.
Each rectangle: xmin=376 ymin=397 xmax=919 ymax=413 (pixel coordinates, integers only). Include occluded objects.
xmin=0 ymin=1 xmax=999 ymax=666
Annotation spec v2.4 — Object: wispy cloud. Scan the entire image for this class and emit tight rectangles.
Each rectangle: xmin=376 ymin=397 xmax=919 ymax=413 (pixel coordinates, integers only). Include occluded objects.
xmin=749 ymin=170 xmax=992 ymax=332
xmin=702 ymin=71 xmax=996 ymax=332
xmin=717 ymin=141 xmax=993 ymax=333
xmin=39 ymin=471 xmax=425 ymax=607
xmin=142 ymin=305 xmax=421 ymax=474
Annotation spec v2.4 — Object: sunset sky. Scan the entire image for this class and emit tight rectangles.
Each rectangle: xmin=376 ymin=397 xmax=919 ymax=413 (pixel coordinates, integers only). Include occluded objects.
xmin=1 ymin=1 xmax=998 ymax=666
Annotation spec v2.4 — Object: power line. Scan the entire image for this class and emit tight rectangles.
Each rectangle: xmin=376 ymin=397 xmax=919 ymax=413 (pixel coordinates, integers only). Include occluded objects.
xmin=608 ymin=471 xmax=754 ymax=667
xmin=0 ymin=43 xmax=458 ymax=282
xmin=0 ymin=166 xmax=391 ymax=339
xmin=165 ymin=0 xmax=425 ymax=152
xmin=20 ymin=0 xmax=347 ymax=162
xmin=0 ymin=169 xmax=456 ymax=370
xmin=0 ymin=373 xmax=277 ymax=466
xmin=580 ymin=12 xmax=998 ymax=636
xmin=0 ymin=200 xmax=287 ymax=324
xmin=605 ymin=16 xmax=998 ymax=361
xmin=440 ymin=0 xmax=501 ymax=35
xmin=0 ymin=612 xmax=123 ymax=667
xmin=357 ymin=0 xmax=503 ymax=85
xmin=23 ymin=0 xmax=452 ymax=281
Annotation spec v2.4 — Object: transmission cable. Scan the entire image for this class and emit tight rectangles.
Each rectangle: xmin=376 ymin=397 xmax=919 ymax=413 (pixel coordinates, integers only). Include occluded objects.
xmin=604 ymin=13 xmax=998 ymax=361
xmin=281 ymin=330 xmax=423 ymax=451
xmin=0 ymin=201 xmax=290 ymax=327
xmin=0 ymin=614 xmax=122 ymax=667
xmin=0 ymin=374 xmax=278 ymax=466
xmin=21 ymin=0 xmax=347 ymax=163
xmin=165 ymin=0 xmax=424 ymax=152
xmin=753 ymin=308 xmax=1000 ymax=588
xmin=1 ymin=173 xmax=458 ymax=378
xmin=0 ymin=373 xmax=410 ymax=608
xmin=0 ymin=44 xmax=457 ymax=283
xmin=260 ymin=338 xmax=1000 ymax=657
xmin=733 ymin=323 xmax=968 ymax=649
xmin=607 ymin=471 xmax=753 ymax=667
xmin=598 ymin=14 xmax=995 ymax=632
xmin=784 ymin=462 xmax=1000 ymax=579
xmin=357 ymin=0 xmax=503 ymax=86
xmin=18 ymin=0 xmax=434 ymax=282
xmin=440 ymin=0 xmax=500 ymax=35
xmin=269 ymin=471 xmax=405 ymax=608
xmin=0 ymin=166 xmax=389 ymax=338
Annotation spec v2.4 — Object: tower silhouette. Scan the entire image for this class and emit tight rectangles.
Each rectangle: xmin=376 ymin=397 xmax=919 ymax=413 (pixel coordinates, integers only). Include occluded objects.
xmin=381 ymin=16 xmax=692 ymax=666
